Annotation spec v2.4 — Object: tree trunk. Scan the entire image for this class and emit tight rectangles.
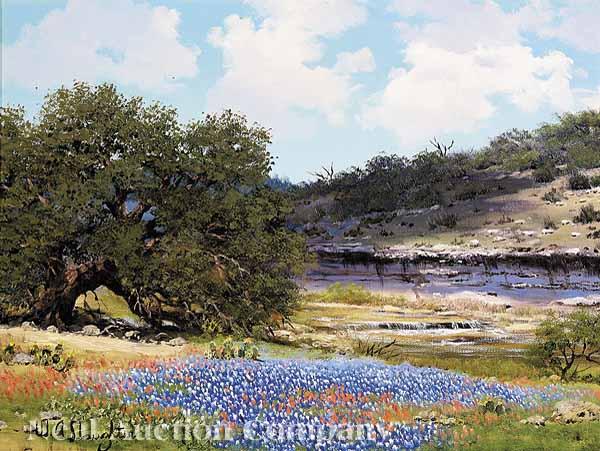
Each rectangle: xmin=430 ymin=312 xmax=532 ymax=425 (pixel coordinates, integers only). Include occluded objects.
xmin=28 ymin=258 xmax=125 ymax=327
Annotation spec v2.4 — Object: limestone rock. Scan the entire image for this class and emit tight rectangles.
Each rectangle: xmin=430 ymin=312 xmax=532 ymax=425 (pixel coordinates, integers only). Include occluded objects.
xmin=167 ymin=337 xmax=187 ymax=347
xmin=21 ymin=321 xmax=37 ymax=331
xmin=12 ymin=353 xmax=34 ymax=365
xmin=81 ymin=325 xmax=101 ymax=336
xmin=520 ymin=415 xmax=546 ymax=427
xmin=552 ymin=401 xmax=600 ymax=424
xmin=46 ymin=325 xmax=59 ymax=333
xmin=124 ymin=330 xmax=140 ymax=341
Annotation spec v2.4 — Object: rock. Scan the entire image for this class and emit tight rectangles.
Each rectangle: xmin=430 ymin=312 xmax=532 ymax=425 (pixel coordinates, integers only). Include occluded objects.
xmin=552 ymin=401 xmax=600 ymax=424
xmin=167 ymin=337 xmax=187 ymax=347
xmin=486 ymin=229 xmax=500 ymax=235
xmin=124 ymin=330 xmax=140 ymax=341
xmin=39 ymin=411 xmax=62 ymax=421
xmin=520 ymin=415 xmax=546 ymax=427
xmin=493 ymin=236 xmax=506 ymax=242
xmin=522 ymin=230 xmax=536 ymax=237
xmin=515 ymin=219 xmax=526 ymax=225
xmin=161 ymin=319 xmax=181 ymax=330
xmin=155 ymin=332 xmax=170 ymax=342
xmin=21 ymin=321 xmax=37 ymax=331
xmin=468 ymin=239 xmax=480 ymax=248
xmin=81 ymin=325 xmax=101 ymax=336
xmin=571 ymin=232 xmax=582 ymax=238
xmin=12 ymin=353 xmax=34 ymax=365
xmin=0 ymin=324 xmax=8 ymax=330
xmin=416 ymin=410 xmax=438 ymax=422
xmin=46 ymin=325 xmax=59 ymax=333
xmin=561 ymin=219 xmax=572 ymax=226
xmin=541 ymin=228 xmax=555 ymax=235
xmin=565 ymin=247 xmax=581 ymax=254
xmin=68 ymin=325 xmax=82 ymax=333
xmin=0 ymin=420 xmax=7 ymax=430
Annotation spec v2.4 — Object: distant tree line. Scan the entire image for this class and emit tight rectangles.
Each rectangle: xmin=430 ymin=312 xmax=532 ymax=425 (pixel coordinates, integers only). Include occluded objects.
xmin=294 ymin=110 xmax=600 ymax=219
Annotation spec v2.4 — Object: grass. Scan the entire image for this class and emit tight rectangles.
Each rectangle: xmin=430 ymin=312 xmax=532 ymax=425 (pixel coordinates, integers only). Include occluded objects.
xmin=427 ymin=416 xmax=600 ymax=451
xmin=303 ymin=282 xmax=407 ymax=306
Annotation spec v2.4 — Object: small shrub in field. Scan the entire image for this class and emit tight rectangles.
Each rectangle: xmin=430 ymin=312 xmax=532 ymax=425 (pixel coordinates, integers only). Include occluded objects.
xmin=428 ymin=212 xmax=459 ymax=230
xmin=542 ymin=188 xmax=562 ymax=203
xmin=455 ymin=182 xmax=490 ymax=201
xmin=543 ymin=216 xmax=557 ymax=230
xmin=205 ymin=337 xmax=260 ymax=360
xmin=568 ymin=171 xmax=591 ymax=190
xmin=574 ymin=204 xmax=600 ymax=224
xmin=591 ymin=175 xmax=600 ymax=187
xmin=530 ymin=309 xmax=600 ymax=381
xmin=533 ymin=164 xmax=557 ymax=183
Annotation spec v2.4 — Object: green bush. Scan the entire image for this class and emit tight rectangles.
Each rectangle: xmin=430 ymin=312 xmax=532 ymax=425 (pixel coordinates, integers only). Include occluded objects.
xmin=428 ymin=212 xmax=459 ymax=229
xmin=542 ymin=188 xmax=562 ymax=203
xmin=205 ymin=337 xmax=260 ymax=360
xmin=591 ymin=175 xmax=600 ymax=187
xmin=530 ymin=309 xmax=600 ymax=380
xmin=533 ymin=164 xmax=558 ymax=183
xmin=568 ymin=171 xmax=591 ymax=190
xmin=574 ymin=204 xmax=600 ymax=224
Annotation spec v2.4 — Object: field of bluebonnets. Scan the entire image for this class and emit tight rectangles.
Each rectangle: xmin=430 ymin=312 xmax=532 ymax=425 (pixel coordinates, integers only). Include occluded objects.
xmin=64 ymin=356 xmax=568 ymax=450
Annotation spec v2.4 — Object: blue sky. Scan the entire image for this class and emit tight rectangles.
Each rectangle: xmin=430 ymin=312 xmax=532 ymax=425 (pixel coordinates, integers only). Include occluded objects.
xmin=2 ymin=0 xmax=599 ymax=181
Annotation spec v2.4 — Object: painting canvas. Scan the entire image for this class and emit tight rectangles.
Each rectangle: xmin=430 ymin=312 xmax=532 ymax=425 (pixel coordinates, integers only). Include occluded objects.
xmin=1 ymin=1 xmax=600 ymax=450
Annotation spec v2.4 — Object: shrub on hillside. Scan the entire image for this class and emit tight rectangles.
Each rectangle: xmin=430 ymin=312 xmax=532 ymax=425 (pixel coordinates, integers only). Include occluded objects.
xmin=533 ymin=164 xmax=558 ymax=183
xmin=428 ymin=212 xmax=459 ymax=230
xmin=542 ymin=188 xmax=562 ymax=203
xmin=590 ymin=175 xmax=600 ymax=187
xmin=574 ymin=204 xmax=600 ymax=224
xmin=568 ymin=171 xmax=592 ymax=190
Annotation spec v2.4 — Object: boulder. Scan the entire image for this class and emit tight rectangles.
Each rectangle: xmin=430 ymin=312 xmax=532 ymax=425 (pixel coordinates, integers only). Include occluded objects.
xmin=124 ymin=330 xmax=140 ymax=341
xmin=167 ymin=337 xmax=187 ymax=347
xmin=12 ymin=353 xmax=34 ymax=365
xmin=155 ymin=332 xmax=170 ymax=342
xmin=0 ymin=420 xmax=7 ymax=430
xmin=46 ymin=325 xmax=59 ymax=333
xmin=520 ymin=415 xmax=546 ymax=427
xmin=468 ymin=239 xmax=480 ymax=248
xmin=81 ymin=325 xmax=101 ymax=336
xmin=552 ymin=401 xmax=600 ymax=424
xmin=21 ymin=321 xmax=37 ymax=331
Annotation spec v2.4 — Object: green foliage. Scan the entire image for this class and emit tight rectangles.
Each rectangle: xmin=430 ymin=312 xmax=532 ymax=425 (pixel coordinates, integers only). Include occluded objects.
xmin=569 ymin=171 xmax=592 ymax=190
xmin=205 ymin=337 xmax=260 ymax=360
xmin=477 ymin=397 xmax=508 ymax=415
xmin=454 ymin=182 xmax=491 ymax=201
xmin=0 ymin=342 xmax=15 ymax=364
xmin=428 ymin=212 xmax=459 ymax=230
xmin=29 ymin=344 xmax=74 ymax=372
xmin=0 ymin=82 xmax=306 ymax=331
xmin=574 ymin=204 xmax=600 ymax=224
xmin=543 ymin=188 xmax=563 ymax=203
xmin=530 ymin=310 xmax=600 ymax=381
xmin=590 ymin=175 xmax=600 ymax=187
xmin=534 ymin=164 xmax=559 ymax=183
xmin=305 ymin=282 xmax=380 ymax=305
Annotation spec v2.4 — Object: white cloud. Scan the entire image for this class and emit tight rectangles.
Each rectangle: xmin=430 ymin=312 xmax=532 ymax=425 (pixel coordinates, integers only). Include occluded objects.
xmin=360 ymin=0 xmax=576 ymax=145
xmin=3 ymin=0 xmax=199 ymax=92
xmin=579 ymin=86 xmax=600 ymax=110
xmin=334 ymin=48 xmax=375 ymax=74
xmin=206 ymin=0 xmax=369 ymax=135
xmin=519 ymin=0 xmax=600 ymax=54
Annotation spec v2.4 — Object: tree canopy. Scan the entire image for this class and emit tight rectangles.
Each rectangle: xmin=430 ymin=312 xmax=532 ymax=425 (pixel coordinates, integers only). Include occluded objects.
xmin=0 ymin=82 xmax=305 ymax=331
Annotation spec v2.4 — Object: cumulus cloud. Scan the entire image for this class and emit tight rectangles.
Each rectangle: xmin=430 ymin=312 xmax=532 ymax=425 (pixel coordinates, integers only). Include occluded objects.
xmin=519 ymin=0 xmax=600 ymax=54
xmin=579 ymin=86 xmax=600 ymax=110
xmin=360 ymin=0 xmax=576 ymax=145
xmin=3 ymin=0 xmax=200 ymax=92
xmin=206 ymin=0 xmax=369 ymax=135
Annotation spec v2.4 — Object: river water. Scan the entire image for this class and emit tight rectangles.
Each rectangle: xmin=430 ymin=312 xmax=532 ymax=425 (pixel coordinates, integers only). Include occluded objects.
xmin=301 ymin=259 xmax=600 ymax=305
